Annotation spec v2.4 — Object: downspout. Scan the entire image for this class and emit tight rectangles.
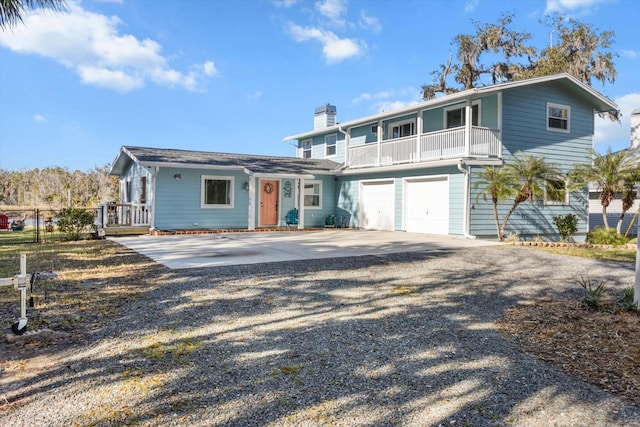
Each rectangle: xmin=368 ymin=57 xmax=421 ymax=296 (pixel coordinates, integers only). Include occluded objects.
xmin=457 ymin=160 xmax=476 ymax=239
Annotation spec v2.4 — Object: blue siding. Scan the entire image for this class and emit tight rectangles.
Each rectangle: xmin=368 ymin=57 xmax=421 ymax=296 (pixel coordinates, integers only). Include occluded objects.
xmin=337 ymin=166 xmax=464 ymax=233
xmin=469 ymin=82 xmax=593 ymax=240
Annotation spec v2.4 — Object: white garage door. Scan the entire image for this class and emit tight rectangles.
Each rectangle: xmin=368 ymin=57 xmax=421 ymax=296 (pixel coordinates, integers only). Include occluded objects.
xmin=404 ymin=177 xmax=449 ymax=234
xmin=361 ymin=180 xmax=394 ymax=231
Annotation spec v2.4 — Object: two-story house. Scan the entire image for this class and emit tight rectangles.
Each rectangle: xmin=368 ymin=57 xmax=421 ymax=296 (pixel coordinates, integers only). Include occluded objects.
xmin=108 ymin=73 xmax=617 ymax=240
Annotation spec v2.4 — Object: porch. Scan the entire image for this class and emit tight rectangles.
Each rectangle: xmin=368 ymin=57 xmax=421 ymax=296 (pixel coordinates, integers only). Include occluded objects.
xmin=98 ymin=203 xmax=151 ymax=235
xmin=347 ymin=126 xmax=501 ymax=169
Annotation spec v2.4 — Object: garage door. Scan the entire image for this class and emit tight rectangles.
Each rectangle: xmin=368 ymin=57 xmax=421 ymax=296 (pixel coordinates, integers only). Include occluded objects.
xmin=404 ymin=177 xmax=449 ymax=234
xmin=361 ymin=180 xmax=394 ymax=231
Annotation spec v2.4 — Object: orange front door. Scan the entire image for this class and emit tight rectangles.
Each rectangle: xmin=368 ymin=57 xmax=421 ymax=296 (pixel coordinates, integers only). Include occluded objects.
xmin=260 ymin=180 xmax=279 ymax=226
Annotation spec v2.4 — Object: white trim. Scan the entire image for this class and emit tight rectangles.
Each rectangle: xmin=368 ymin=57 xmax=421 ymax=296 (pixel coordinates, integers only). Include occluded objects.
xmin=546 ymin=102 xmax=571 ymax=133
xmin=402 ymin=174 xmax=449 ymax=234
xmin=324 ymin=134 xmax=337 ymax=158
xmin=387 ymin=118 xmax=416 ymax=139
xmin=200 ymin=175 xmax=235 ymax=209
xmin=443 ymin=99 xmax=481 ymax=129
xmin=303 ymin=180 xmax=322 ymax=209
xmin=360 ymin=179 xmax=395 ymax=231
xmin=283 ymin=73 xmax=617 ymax=141
xmin=302 ymin=138 xmax=312 ymax=159
xmin=544 ymin=178 xmax=570 ymax=206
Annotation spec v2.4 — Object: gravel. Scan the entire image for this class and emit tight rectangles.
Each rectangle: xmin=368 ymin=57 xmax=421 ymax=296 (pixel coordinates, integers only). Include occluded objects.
xmin=2 ymin=245 xmax=640 ymax=426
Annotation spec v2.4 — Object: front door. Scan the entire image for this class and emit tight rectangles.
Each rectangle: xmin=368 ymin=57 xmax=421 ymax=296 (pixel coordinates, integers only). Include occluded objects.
xmin=260 ymin=180 xmax=279 ymax=226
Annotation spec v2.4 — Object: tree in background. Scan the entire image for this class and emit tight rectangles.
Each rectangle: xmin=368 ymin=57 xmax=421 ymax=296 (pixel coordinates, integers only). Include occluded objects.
xmin=0 ymin=0 xmax=66 ymax=29
xmin=0 ymin=165 xmax=118 ymax=208
xmin=422 ymin=14 xmax=617 ymax=102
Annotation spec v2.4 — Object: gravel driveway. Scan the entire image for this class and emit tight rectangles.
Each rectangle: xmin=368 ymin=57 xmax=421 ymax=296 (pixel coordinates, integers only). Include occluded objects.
xmin=2 ymin=245 xmax=640 ymax=426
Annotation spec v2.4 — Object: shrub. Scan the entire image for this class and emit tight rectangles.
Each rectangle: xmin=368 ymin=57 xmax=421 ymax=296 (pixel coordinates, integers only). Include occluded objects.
xmin=553 ymin=213 xmax=578 ymax=241
xmin=586 ymin=227 xmax=629 ymax=246
xmin=577 ymin=276 xmax=606 ymax=309
xmin=56 ymin=208 xmax=95 ymax=241
xmin=620 ymin=287 xmax=638 ymax=311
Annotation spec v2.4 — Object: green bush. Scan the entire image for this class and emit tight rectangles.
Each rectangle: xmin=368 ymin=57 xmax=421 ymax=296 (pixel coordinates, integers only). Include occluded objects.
xmin=577 ymin=276 xmax=606 ymax=309
xmin=586 ymin=227 xmax=629 ymax=246
xmin=553 ymin=213 xmax=578 ymax=241
xmin=620 ymin=287 xmax=638 ymax=311
xmin=56 ymin=208 xmax=95 ymax=241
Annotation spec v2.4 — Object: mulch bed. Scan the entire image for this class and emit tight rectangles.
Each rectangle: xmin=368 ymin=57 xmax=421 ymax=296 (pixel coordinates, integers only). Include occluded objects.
xmin=499 ymin=298 xmax=640 ymax=406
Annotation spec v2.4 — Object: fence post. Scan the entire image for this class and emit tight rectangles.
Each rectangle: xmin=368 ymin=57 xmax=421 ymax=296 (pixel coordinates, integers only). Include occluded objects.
xmin=35 ymin=209 xmax=40 ymax=243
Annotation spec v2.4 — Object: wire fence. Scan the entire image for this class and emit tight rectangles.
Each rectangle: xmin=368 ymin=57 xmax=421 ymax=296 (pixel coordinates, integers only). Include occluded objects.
xmin=0 ymin=208 xmax=98 ymax=245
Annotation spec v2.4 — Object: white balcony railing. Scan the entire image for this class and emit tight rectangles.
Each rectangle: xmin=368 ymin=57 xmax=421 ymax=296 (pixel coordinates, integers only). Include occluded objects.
xmin=347 ymin=126 xmax=501 ymax=169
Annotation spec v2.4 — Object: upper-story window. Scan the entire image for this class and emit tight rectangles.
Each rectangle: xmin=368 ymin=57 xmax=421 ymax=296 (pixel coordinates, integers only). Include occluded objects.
xmin=388 ymin=120 xmax=415 ymax=139
xmin=302 ymin=139 xmax=312 ymax=158
xmin=325 ymin=134 xmax=337 ymax=157
xmin=547 ymin=102 xmax=570 ymax=133
xmin=444 ymin=102 xmax=480 ymax=128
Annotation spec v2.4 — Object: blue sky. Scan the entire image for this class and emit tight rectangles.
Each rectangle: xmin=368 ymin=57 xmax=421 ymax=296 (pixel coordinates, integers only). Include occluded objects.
xmin=0 ymin=0 xmax=638 ymax=171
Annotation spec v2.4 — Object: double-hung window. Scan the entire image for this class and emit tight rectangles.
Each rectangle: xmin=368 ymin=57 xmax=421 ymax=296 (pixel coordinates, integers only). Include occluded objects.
xmin=444 ymin=102 xmax=480 ymax=128
xmin=302 ymin=139 xmax=312 ymax=158
xmin=547 ymin=102 xmax=570 ymax=133
xmin=325 ymin=134 xmax=337 ymax=157
xmin=201 ymin=175 xmax=234 ymax=208
xmin=303 ymin=180 xmax=322 ymax=208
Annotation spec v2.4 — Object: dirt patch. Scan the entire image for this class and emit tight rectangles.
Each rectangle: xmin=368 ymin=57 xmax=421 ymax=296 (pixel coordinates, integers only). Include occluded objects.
xmin=499 ymin=299 xmax=640 ymax=406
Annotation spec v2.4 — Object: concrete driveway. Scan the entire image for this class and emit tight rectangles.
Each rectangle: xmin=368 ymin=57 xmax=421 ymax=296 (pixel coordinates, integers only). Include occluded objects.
xmin=111 ymin=230 xmax=499 ymax=269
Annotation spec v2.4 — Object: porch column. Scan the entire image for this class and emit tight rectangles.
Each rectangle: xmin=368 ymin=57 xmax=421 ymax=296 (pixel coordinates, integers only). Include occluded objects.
xmin=465 ymin=97 xmax=472 ymax=157
xmin=298 ymin=178 xmax=305 ymax=229
xmin=377 ymin=120 xmax=383 ymax=167
xmin=149 ymin=167 xmax=158 ymax=231
xmin=247 ymin=176 xmax=255 ymax=230
xmin=416 ymin=112 xmax=423 ymax=162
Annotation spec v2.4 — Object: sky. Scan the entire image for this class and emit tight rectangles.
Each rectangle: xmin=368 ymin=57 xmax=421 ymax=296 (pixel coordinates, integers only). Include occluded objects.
xmin=0 ymin=0 xmax=638 ymax=171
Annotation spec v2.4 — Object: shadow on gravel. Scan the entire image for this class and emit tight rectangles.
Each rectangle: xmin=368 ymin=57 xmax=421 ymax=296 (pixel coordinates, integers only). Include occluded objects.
xmin=1 ymin=244 xmax=638 ymax=426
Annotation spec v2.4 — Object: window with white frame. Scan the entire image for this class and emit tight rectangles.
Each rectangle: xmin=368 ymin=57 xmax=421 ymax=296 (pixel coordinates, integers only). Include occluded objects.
xmin=388 ymin=120 xmax=415 ymax=139
xmin=544 ymin=178 xmax=569 ymax=205
xmin=303 ymin=181 xmax=322 ymax=208
xmin=302 ymin=139 xmax=312 ymax=158
xmin=547 ymin=102 xmax=570 ymax=132
xmin=201 ymin=175 xmax=234 ymax=208
xmin=444 ymin=102 xmax=480 ymax=128
xmin=325 ymin=134 xmax=337 ymax=157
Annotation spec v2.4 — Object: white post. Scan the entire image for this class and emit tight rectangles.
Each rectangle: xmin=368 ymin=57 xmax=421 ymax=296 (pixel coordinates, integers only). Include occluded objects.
xmin=635 ymin=221 xmax=640 ymax=306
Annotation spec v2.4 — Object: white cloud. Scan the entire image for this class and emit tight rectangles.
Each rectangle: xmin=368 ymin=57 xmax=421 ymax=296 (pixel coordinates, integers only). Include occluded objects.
xmin=620 ymin=49 xmax=639 ymax=59
xmin=0 ymin=2 xmax=217 ymax=92
xmin=352 ymin=87 xmax=421 ymax=112
xmin=287 ymin=22 xmax=364 ymax=63
xmin=594 ymin=92 xmax=640 ymax=150
xmin=247 ymin=91 xmax=262 ymax=101
xmin=34 ymin=114 xmax=46 ymax=122
xmin=272 ymin=0 xmax=298 ymax=7
xmin=359 ymin=11 xmax=381 ymax=33
xmin=545 ymin=0 xmax=614 ymax=13
xmin=315 ymin=0 xmax=347 ymax=25
xmin=465 ymin=0 xmax=479 ymax=12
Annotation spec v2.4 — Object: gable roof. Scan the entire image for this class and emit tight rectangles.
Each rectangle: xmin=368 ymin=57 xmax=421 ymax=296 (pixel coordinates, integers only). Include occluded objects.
xmin=110 ymin=146 xmax=340 ymax=177
xmin=284 ymin=73 xmax=619 ymax=141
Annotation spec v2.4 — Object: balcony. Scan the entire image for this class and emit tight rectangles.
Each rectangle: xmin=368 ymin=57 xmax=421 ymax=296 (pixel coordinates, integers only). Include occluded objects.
xmin=347 ymin=126 xmax=501 ymax=169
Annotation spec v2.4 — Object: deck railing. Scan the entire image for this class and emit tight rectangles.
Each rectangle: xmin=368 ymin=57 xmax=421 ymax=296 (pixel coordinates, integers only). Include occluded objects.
xmin=101 ymin=203 xmax=151 ymax=227
xmin=347 ymin=126 xmax=501 ymax=168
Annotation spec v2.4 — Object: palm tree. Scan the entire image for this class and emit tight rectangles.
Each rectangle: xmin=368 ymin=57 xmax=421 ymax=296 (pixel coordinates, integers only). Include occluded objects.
xmin=498 ymin=152 xmax=563 ymax=239
xmin=571 ymin=149 xmax=639 ymax=231
xmin=0 ymin=0 xmax=66 ymax=29
xmin=474 ymin=165 xmax=517 ymax=241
